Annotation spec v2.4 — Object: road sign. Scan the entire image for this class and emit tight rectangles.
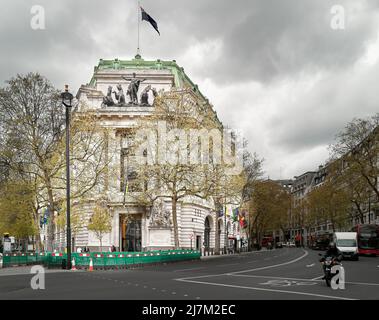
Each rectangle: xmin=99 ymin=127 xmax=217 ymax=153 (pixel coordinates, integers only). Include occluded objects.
xmin=3 ymin=240 xmax=11 ymax=253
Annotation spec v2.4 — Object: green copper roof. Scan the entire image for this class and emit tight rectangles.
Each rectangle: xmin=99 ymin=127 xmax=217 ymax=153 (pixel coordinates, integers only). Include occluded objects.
xmin=89 ymin=55 xmax=221 ymax=126
xmin=90 ymin=55 xmax=205 ymax=100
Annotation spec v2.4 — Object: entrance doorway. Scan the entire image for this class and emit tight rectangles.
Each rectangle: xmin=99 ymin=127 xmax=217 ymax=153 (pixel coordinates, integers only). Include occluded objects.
xmin=196 ymin=235 xmax=201 ymax=250
xmin=120 ymin=214 xmax=142 ymax=252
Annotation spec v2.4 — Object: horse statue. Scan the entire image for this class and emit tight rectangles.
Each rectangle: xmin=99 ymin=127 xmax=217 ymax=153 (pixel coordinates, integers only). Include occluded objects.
xmin=113 ymin=84 xmax=126 ymax=105
xmin=140 ymin=85 xmax=158 ymax=105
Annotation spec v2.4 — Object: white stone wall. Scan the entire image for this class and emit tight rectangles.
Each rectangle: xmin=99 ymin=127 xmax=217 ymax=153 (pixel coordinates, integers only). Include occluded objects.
xmin=70 ymin=61 xmax=243 ymax=253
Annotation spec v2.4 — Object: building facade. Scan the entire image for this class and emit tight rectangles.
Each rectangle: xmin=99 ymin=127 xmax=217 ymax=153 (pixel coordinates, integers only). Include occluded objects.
xmin=276 ymin=162 xmax=379 ymax=247
xmin=54 ymin=56 xmax=243 ymax=253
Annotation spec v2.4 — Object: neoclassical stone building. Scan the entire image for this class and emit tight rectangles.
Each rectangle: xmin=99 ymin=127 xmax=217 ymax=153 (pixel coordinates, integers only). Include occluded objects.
xmin=55 ymin=56 xmax=244 ymax=253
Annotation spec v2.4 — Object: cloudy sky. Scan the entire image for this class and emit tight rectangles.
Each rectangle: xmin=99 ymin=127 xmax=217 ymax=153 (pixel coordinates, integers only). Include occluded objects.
xmin=1 ymin=0 xmax=379 ymax=179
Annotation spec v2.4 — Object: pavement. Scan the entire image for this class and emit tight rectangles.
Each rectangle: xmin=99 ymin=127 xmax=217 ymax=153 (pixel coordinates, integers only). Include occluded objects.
xmin=0 ymin=248 xmax=378 ymax=300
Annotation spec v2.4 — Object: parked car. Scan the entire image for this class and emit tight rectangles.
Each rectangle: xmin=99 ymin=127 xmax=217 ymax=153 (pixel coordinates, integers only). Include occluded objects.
xmin=275 ymin=242 xmax=283 ymax=249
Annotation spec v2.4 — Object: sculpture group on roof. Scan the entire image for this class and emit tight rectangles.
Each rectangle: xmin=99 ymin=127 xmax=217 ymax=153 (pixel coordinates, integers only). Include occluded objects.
xmin=102 ymin=72 xmax=157 ymax=107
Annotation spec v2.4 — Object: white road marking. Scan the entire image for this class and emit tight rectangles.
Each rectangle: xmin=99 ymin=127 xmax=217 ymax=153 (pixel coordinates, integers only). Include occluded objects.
xmin=229 ymin=249 xmax=309 ymax=275
xmin=306 ymin=263 xmax=315 ymax=268
xmin=343 ymin=281 xmax=379 ymax=286
xmin=174 ymin=267 xmax=205 ymax=272
xmin=176 ymin=278 xmax=356 ymax=300
xmin=0 ymin=269 xmax=68 ymax=277
xmin=175 ymin=249 xmax=309 ymax=281
xmin=228 ymin=274 xmax=324 ymax=282
xmin=240 ymin=274 xmax=379 ymax=287
xmin=259 ymin=279 xmax=317 ymax=287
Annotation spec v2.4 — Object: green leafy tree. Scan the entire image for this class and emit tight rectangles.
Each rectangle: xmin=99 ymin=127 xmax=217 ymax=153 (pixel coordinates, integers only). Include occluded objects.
xmin=307 ymin=178 xmax=350 ymax=232
xmin=87 ymin=203 xmax=112 ymax=252
xmin=0 ymin=180 xmax=37 ymax=250
xmin=249 ymin=180 xmax=291 ymax=247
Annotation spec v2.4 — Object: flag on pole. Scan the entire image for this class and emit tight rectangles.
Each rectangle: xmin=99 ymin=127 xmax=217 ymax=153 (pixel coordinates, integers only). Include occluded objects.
xmin=232 ymin=208 xmax=239 ymax=222
xmin=239 ymin=210 xmax=248 ymax=229
xmin=141 ymin=7 xmax=160 ymax=35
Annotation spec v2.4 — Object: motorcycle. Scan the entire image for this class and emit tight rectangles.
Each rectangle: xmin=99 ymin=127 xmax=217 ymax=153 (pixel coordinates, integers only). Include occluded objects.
xmin=318 ymin=253 xmax=342 ymax=287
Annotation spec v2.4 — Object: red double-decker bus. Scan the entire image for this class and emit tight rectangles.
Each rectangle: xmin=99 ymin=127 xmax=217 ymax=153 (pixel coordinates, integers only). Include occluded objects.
xmin=351 ymin=224 xmax=379 ymax=256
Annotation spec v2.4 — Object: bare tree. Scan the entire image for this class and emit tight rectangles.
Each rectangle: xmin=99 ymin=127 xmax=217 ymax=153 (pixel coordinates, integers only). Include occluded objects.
xmin=0 ymin=73 xmax=112 ymax=250
xmin=131 ymin=89 xmax=243 ymax=249
xmin=330 ymin=114 xmax=379 ymax=200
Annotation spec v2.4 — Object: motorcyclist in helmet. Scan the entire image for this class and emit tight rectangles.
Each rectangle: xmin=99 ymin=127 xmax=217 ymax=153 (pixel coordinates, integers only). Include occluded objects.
xmin=320 ymin=242 xmax=341 ymax=279
xmin=324 ymin=242 xmax=340 ymax=259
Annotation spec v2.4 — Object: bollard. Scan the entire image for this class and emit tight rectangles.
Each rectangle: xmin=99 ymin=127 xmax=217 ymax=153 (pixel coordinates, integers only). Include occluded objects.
xmin=0 ymin=253 xmax=3 ymax=269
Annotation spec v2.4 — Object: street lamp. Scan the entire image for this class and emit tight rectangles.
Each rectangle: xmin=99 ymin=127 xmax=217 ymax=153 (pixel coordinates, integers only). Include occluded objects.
xmin=61 ymin=85 xmax=73 ymax=270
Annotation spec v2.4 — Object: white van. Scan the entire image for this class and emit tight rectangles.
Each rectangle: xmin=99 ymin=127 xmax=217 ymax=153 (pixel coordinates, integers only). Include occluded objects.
xmin=333 ymin=232 xmax=359 ymax=260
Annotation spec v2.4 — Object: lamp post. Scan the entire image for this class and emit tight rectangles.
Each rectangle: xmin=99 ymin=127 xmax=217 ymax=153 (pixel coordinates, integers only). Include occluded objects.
xmin=224 ymin=200 xmax=227 ymax=254
xmin=61 ymin=85 xmax=73 ymax=270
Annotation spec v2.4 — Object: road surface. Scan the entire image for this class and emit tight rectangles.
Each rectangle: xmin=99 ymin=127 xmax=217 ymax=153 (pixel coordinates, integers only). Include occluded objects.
xmin=0 ymin=248 xmax=378 ymax=300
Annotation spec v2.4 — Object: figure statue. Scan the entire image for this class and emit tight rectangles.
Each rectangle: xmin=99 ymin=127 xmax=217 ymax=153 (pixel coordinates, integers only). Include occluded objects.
xmin=122 ymin=73 xmax=146 ymax=104
xmin=163 ymin=209 xmax=171 ymax=226
xmin=149 ymin=199 xmax=171 ymax=228
xmin=113 ymin=84 xmax=126 ymax=105
xmin=102 ymin=86 xmax=115 ymax=107
xmin=140 ymin=85 xmax=158 ymax=105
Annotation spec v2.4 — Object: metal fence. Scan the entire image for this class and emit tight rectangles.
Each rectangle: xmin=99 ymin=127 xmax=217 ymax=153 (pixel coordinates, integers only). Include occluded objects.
xmin=1 ymin=250 xmax=201 ymax=269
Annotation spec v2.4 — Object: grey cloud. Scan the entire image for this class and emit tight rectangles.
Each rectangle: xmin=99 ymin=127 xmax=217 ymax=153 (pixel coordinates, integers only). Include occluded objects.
xmin=266 ymin=61 xmax=379 ymax=154
xmin=1 ymin=0 xmax=379 ymax=179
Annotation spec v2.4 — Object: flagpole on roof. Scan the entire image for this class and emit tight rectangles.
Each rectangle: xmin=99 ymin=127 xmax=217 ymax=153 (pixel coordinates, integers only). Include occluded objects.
xmin=137 ymin=0 xmax=141 ymax=56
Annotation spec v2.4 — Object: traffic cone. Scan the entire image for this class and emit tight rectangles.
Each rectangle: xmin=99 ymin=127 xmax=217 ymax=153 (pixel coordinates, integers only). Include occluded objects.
xmin=71 ymin=258 xmax=77 ymax=271
xmin=88 ymin=258 xmax=93 ymax=272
